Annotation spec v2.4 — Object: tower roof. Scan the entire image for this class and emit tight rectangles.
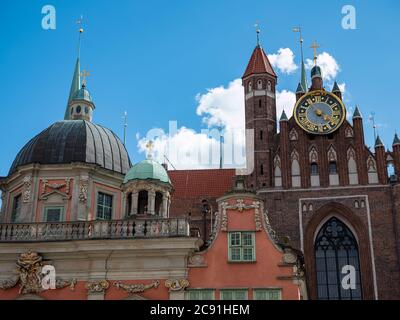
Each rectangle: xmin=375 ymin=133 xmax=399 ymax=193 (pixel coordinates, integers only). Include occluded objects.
xmin=280 ymin=110 xmax=288 ymax=121
xmin=375 ymin=135 xmax=384 ymax=148
xmin=242 ymin=46 xmax=277 ymax=78
xmin=393 ymin=133 xmax=400 ymax=146
xmin=353 ymin=106 xmax=362 ymax=118
xmin=296 ymin=82 xmax=305 ymax=93
xmin=311 ymin=65 xmax=322 ymax=79
xmin=124 ymin=159 xmax=171 ymax=184
xmin=332 ymin=81 xmax=341 ymax=92
xmin=65 ymin=58 xmax=81 ymax=119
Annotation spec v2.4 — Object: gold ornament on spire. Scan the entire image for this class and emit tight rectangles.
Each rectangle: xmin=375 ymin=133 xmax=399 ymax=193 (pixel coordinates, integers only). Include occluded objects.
xmin=80 ymin=70 xmax=90 ymax=86
xmin=310 ymin=41 xmax=320 ymax=65
xmin=146 ymin=140 xmax=154 ymax=160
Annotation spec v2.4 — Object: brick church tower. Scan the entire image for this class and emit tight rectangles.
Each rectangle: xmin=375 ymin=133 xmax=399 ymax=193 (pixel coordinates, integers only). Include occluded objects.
xmin=241 ymin=38 xmax=400 ymax=300
xmin=242 ymin=44 xmax=277 ymax=189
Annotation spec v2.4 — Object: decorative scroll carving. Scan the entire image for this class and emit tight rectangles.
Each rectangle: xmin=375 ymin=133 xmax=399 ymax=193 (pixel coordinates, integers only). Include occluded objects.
xmin=114 ymin=280 xmax=160 ymax=294
xmin=85 ymin=280 xmax=109 ymax=294
xmin=39 ymin=178 xmax=72 ymax=200
xmin=79 ymin=177 xmax=89 ymax=203
xmin=220 ymin=200 xmax=262 ymax=232
xmin=165 ymin=279 xmax=189 ymax=292
xmin=22 ymin=176 xmax=32 ymax=203
xmin=264 ymin=210 xmax=279 ymax=243
xmin=0 ymin=252 xmax=76 ymax=294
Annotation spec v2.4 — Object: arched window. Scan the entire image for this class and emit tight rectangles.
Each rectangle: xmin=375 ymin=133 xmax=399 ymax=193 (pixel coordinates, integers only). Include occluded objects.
xmin=248 ymin=82 xmax=252 ymax=92
xmin=329 ymin=161 xmax=338 ymax=174
xmin=315 ymin=217 xmax=363 ymax=300
xmin=137 ymin=190 xmax=148 ymax=214
xmin=311 ymin=163 xmax=318 ymax=175
xmin=260 ymin=130 xmax=263 ymax=140
xmin=260 ymin=164 xmax=264 ymax=175
xmin=267 ymin=81 xmax=272 ymax=91
xmin=257 ymin=79 xmax=263 ymax=89
xmin=258 ymin=100 xmax=262 ymax=108
xmin=155 ymin=192 xmax=163 ymax=215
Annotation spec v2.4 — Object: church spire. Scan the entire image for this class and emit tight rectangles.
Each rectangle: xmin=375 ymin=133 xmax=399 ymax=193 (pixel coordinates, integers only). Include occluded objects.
xmin=64 ymin=19 xmax=95 ymax=122
xmin=293 ymin=27 xmax=308 ymax=92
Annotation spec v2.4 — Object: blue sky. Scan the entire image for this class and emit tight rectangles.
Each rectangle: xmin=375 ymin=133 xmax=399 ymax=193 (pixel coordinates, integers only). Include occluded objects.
xmin=0 ymin=0 xmax=399 ymax=175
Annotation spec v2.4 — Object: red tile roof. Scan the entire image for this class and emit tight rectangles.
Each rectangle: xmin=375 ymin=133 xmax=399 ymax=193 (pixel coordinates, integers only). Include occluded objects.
xmin=242 ymin=45 xmax=277 ymax=78
xmin=168 ymin=169 xmax=236 ymax=199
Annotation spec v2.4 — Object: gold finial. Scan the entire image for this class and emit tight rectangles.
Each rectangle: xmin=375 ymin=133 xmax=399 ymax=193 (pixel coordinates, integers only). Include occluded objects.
xmin=310 ymin=41 xmax=320 ymax=65
xmin=146 ymin=140 xmax=154 ymax=159
xmin=80 ymin=70 xmax=90 ymax=86
xmin=254 ymin=21 xmax=261 ymax=46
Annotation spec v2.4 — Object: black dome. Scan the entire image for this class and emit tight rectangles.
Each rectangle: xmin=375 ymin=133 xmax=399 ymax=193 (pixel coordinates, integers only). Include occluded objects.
xmin=9 ymin=120 xmax=131 ymax=175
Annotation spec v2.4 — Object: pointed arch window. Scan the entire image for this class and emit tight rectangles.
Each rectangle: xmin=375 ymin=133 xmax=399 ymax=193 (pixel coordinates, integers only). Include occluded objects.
xmin=315 ymin=217 xmax=363 ymax=300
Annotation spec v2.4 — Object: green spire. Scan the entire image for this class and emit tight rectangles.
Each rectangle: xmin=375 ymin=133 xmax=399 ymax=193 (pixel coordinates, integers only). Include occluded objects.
xmin=393 ymin=133 xmax=400 ymax=146
xmin=300 ymin=60 xmax=308 ymax=92
xmin=64 ymin=58 xmax=81 ymax=120
xmin=375 ymin=135 xmax=384 ymax=148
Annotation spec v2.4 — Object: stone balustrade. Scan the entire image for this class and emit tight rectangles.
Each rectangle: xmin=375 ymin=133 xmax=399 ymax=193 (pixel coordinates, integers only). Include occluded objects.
xmin=0 ymin=218 xmax=190 ymax=242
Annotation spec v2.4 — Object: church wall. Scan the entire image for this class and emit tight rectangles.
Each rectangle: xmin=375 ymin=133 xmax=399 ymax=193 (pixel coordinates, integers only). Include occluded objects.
xmin=258 ymin=185 xmax=400 ymax=300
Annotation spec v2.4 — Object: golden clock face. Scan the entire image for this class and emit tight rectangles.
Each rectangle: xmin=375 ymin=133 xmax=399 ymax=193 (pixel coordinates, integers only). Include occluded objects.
xmin=294 ymin=90 xmax=346 ymax=135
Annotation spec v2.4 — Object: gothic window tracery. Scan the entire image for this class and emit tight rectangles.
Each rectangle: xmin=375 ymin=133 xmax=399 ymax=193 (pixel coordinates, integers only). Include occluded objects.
xmin=315 ymin=217 xmax=363 ymax=300
xmin=274 ymin=155 xmax=282 ymax=187
xmin=289 ymin=128 xmax=298 ymax=141
xmin=291 ymin=150 xmax=301 ymax=187
xmin=347 ymin=147 xmax=358 ymax=185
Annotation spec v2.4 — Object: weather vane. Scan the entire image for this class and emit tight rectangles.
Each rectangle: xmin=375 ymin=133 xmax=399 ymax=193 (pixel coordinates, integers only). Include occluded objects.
xmin=80 ymin=70 xmax=90 ymax=86
xmin=146 ymin=140 xmax=154 ymax=160
xmin=310 ymin=41 xmax=320 ymax=65
xmin=254 ymin=21 xmax=261 ymax=46
xmin=292 ymin=26 xmax=304 ymax=60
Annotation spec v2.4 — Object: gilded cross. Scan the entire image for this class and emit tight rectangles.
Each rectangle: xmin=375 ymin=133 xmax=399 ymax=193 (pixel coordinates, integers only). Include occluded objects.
xmin=146 ymin=140 xmax=154 ymax=159
xmin=310 ymin=41 xmax=320 ymax=65
xmin=80 ymin=70 xmax=90 ymax=86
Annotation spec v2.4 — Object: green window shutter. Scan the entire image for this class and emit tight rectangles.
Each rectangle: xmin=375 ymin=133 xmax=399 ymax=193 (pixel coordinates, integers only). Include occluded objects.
xmin=254 ymin=289 xmax=282 ymax=300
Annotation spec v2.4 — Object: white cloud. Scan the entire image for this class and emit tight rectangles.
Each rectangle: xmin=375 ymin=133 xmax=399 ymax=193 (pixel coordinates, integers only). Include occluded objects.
xmin=196 ymin=79 xmax=244 ymax=130
xmin=268 ymin=48 xmax=298 ymax=74
xmin=306 ymin=52 xmax=340 ymax=82
xmin=137 ymin=75 xmax=297 ymax=169
xmin=276 ymin=89 xmax=296 ymax=120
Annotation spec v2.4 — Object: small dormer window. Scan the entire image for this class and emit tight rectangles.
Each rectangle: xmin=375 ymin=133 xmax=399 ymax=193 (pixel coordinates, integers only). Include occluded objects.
xmin=76 ymin=105 xmax=81 ymax=114
xmin=85 ymin=106 xmax=89 ymax=114
xmin=257 ymin=79 xmax=262 ymax=89
xmin=267 ymin=81 xmax=272 ymax=91
xmin=248 ymin=82 xmax=252 ymax=92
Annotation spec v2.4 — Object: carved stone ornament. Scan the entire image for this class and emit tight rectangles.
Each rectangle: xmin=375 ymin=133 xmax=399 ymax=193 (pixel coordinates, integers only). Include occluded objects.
xmin=0 ymin=251 xmax=76 ymax=294
xmin=220 ymin=200 xmax=262 ymax=232
xmin=264 ymin=210 xmax=279 ymax=243
xmin=165 ymin=279 xmax=190 ymax=292
xmin=85 ymin=280 xmax=109 ymax=294
xmin=113 ymin=280 xmax=160 ymax=294
xmin=22 ymin=176 xmax=32 ymax=203
xmin=39 ymin=178 xmax=72 ymax=200
xmin=79 ymin=177 xmax=89 ymax=203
